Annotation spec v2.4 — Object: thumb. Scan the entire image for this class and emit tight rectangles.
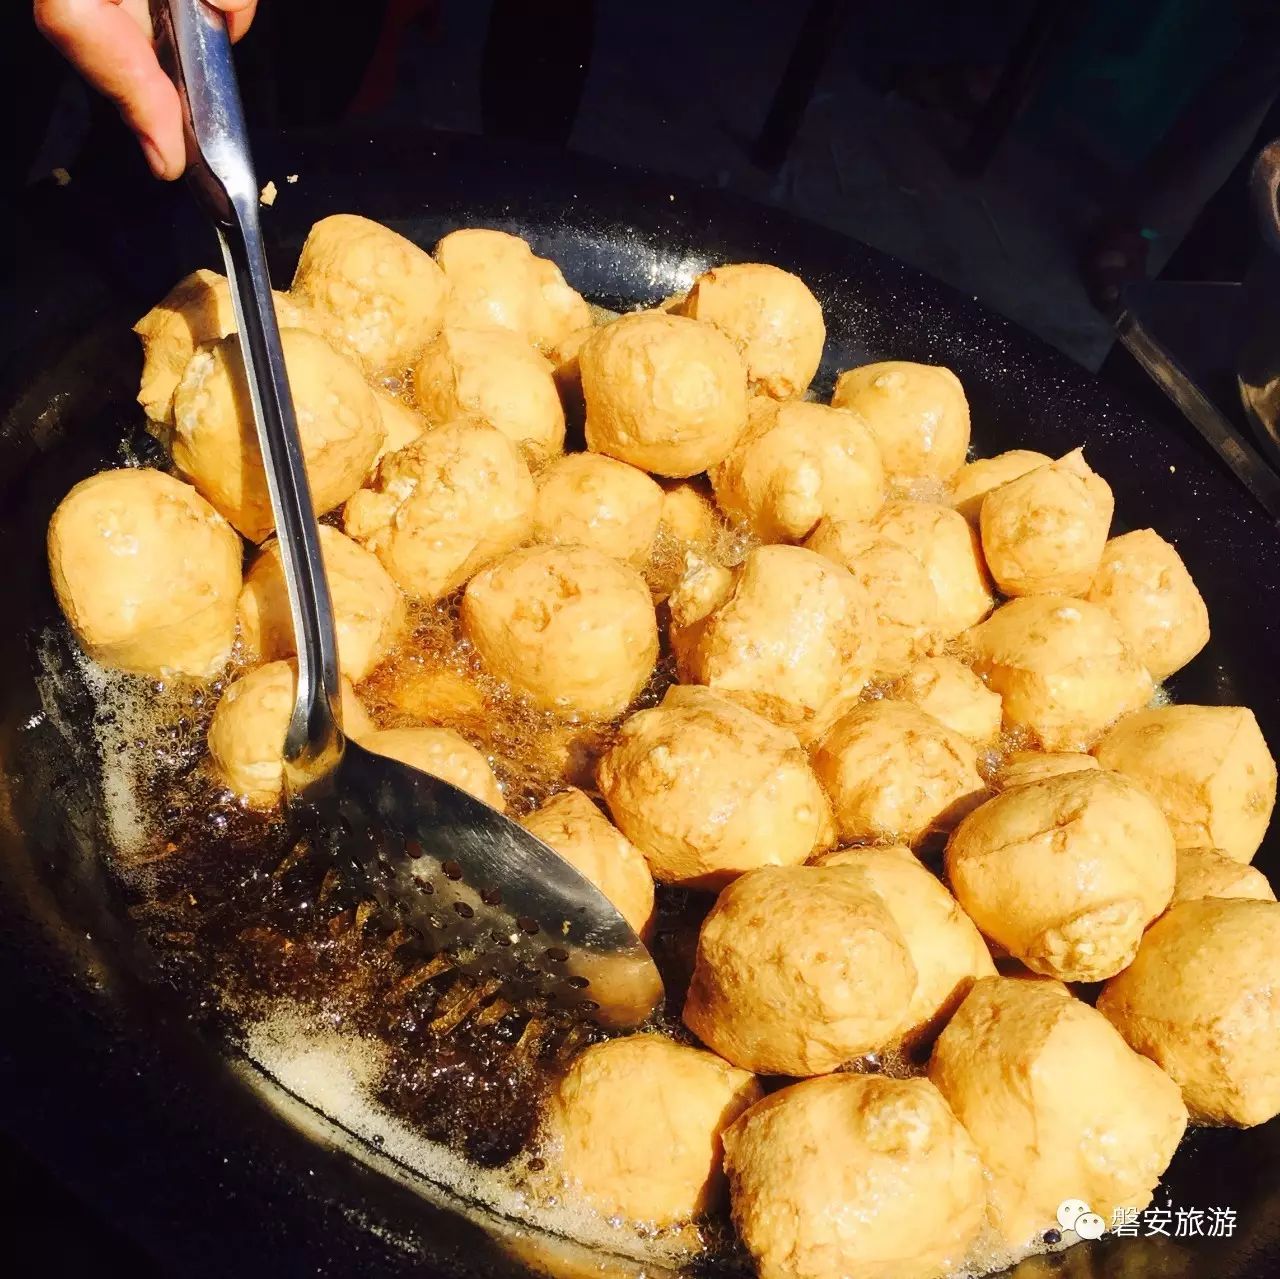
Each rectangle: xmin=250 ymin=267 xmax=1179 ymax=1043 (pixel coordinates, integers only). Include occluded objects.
xmin=206 ymin=0 xmax=258 ymax=42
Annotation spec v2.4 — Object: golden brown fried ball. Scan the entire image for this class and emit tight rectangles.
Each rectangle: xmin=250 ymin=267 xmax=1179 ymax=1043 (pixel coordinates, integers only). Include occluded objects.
xmin=979 ymin=449 xmax=1114 ymax=596
xmin=290 ymin=214 xmax=449 ymax=373
xmin=370 ymin=387 xmax=426 ymax=464
xmin=945 ymin=769 xmax=1176 ymax=981
xmin=930 ymin=976 xmax=1187 ymax=1248
xmin=435 ymin=227 xmax=590 ymax=351
xmin=48 ymin=468 xmax=243 ymax=680
xmin=710 ymin=398 xmax=884 ymax=541
xmin=658 ymin=479 xmax=721 ymax=547
xmin=133 ymin=269 xmax=317 ymax=427
xmin=949 ymin=449 xmax=1052 ymax=524
xmin=1170 ymin=846 xmax=1275 ymax=906
xmin=964 ymin=596 xmax=1154 ymax=750
xmin=172 ymin=328 xmax=384 ymax=541
xmin=819 ymin=845 xmax=995 ymax=1046
xmin=671 ymin=544 xmax=875 ymax=744
xmin=831 ymin=361 xmax=970 ymax=482
xmin=367 ymin=662 xmax=488 ymax=736
xmin=520 ymin=788 xmax=655 ymax=938
xmin=1094 ymin=704 xmax=1276 ymax=862
xmin=994 ymin=749 xmax=1100 ymax=791
xmin=461 ymin=544 xmax=657 ymax=720
xmin=538 ymin=1033 xmax=761 ymax=1227
xmin=892 ymin=655 xmax=1002 ymax=745
xmin=532 ymin=453 xmax=663 ymax=566
xmin=683 ymin=864 xmax=916 ymax=1075
xmin=597 ymin=686 xmax=834 ymax=890
xmin=359 ymin=726 xmax=504 ymax=809
xmin=343 ymin=419 xmax=535 ymax=601
xmin=1085 ymin=529 xmax=1210 ymax=681
xmin=1098 ymin=898 xmax=1280 ymax=1126
xmin=580 ymin=311 xmax=749 ymax=477
xmin=724 ymin=1074 xmax=986 ymax=1279
xmin=681 ymin=262 xmax=825 ymax=400
xmin=207 ymin=660 xmax=373 ymax=808
xmin=413 ymin=326 xmax=566 ymax=459
xmin=805 ymin=518 xmax=941 ymax=678
xmin=238 ymin=525 xmax=406 ymax=683
xmin=870 ymin=500 xmax=994 ymax=637
xmin=812 ymin=701 xmax=988 ymax=847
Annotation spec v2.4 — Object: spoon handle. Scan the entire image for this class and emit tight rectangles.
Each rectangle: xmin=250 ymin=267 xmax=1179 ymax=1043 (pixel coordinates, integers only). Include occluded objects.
xmin=153 ymin=0 xmax=344 ymax=781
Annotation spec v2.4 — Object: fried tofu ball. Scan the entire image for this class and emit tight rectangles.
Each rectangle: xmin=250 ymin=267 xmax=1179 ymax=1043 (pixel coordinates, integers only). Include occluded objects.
xmin=812 ymin=702 xmax=988 ymax=847
xmin=133 ymin=269 xmax=317 ymax=427
xmin=1171 ymin=846 xmax=1275 ymax=905
xmin=710 ymin=398 xmax=884 ymax=541
xmin=413 ymin=327 xmax=565 ymax=459
xmin=538 ymin=1034 xmax=760 ymax=1227
xmin=945 ymin=769 xmax=1176 ymax=981
xmin=979 ymin=449 xmax=1114 ymax=597
xmin=995 ymin=749 xmax=1100 ymax=791
xmin=207 ymin=660 xmax=373 ymax=808
xmin=290 ymin=214 xmax=448 ymax=373
xmin=532 ymin=453 xmax=663 ymax=566
xmin=805 ymin=518 xmax=940 ymax=678
xmin=831 ymin=361 xmax=970 ymax=482
xmin=172 ymin=328 xmax=384 ymax=542
xmin=48 ymin=468 xmax=243 ymax=680
xmin=681 ymin=263 xmax=825 ymax=400
xmin=371 ymin=387 xmax=426 ymax=464
xmin=671 ymin=545 xmax=875 ymax=744
xmin=870 ymin=501 xmax=994 ymax=638
xmin=597 ymin=686 xmax=834 ymax=889
xmin=435 ymin=227 xmax=590 ymax=351
xmin=724 ymin=1074 xmax=986 ymax=1279
xmin=930 ymin=976 xmax=1187 ymax=1248
xmin=520 ymin=788 xmax=655 ymax=938
xmin=949 ymin=449 xmax=1051 ymax=524
xmin=820 ymin=846 xmax=995 ymax=1046
xmin=1085 ymin=529 xmax=1210 ymax=681
xmin=892 ymin=655 xmax=1002 ymax=745
xmin=238 ymin=525 xmax=405 ymax=682
xmin=461 ymin=545 xmax=657 ymax=720
xmin=359 ymin=726 xmax=504 ymax=809
xmin=343 ymin=419 xmax=534 ymax=601
xmin=964 ymin=596 xmax=1154 ymax=750
xmin=1099 ymin=898 xmax=1280 ymax=1125
xmin=684 ymin=864 xmax=916 ymax=1074
xmin=367 ymin=662 xmax=488 ymax=735
xmin=580 ymin=311 xmax=749 ymax=477
xmin=1094 ymin=705 xmax=1276 ymax=862
xmin=659 ymin=479 xmax=721 ymax=547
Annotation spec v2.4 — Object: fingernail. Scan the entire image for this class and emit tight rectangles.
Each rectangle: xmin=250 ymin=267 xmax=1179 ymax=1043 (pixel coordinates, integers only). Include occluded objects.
xmin=141 ymin=136 xmax=172 ymax=180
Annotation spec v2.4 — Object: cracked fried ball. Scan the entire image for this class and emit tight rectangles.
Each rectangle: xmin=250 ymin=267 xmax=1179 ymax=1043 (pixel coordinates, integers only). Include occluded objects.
xmin=532 ymin=452 xmax=663 ymax=566
xmin=1170 ymin=845 xmax=1275 ymax=906
xmin=930 ymin=976 xmax=1187 ymax=1248
xmin=949 ymin=449 xmax=1051 ymax=524
xmin=994 ymin=749 xmax=1100 ymax=791
xmin=597 ymin=686 xmax=834 ymax=890
xmin=461 ymin=544 xmax=657 ymax=720
xmin=1099 ymin=898 xmax=1280 ymax=1126
xmin=1093 ymin=704 xmax=1276 ymax=862
xmin=172 ymin=328 xmax=384 ymax=541
xmin=581 ymin=311 xmax=749 ymax=477
xmin=710 ymin=398 xmax=884 ymax=541
xmin=945 ymin=769 xmax=1176 ymax=981
xmin=892 ymin=655 xmax=1002 ymax=745
xmin=343 ymin=419 xmax=534 ymax=601
xmin=812 ymin=701 xmax=988 ymax=847
xmin=831 ymin=361 xmax=970 ymax=482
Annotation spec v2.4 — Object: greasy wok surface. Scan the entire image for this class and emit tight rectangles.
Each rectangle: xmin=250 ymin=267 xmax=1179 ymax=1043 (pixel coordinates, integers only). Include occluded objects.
xmin=1 ymin=130 xmax=1278 ymax=1278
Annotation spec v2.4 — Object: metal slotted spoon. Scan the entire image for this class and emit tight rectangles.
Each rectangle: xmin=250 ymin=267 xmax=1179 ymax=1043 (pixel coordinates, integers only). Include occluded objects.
xmin=153 ymin=0 xmax=663 ymax=1029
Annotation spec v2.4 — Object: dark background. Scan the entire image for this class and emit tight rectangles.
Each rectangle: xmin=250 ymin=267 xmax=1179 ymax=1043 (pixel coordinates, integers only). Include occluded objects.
xmin=3 ymin=0 xmax=1280 ymax=1272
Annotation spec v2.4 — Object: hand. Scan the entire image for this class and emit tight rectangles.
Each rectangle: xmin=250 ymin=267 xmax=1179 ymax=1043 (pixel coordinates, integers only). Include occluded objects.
xmin=34 ymin=0 xmax=259 ymax=180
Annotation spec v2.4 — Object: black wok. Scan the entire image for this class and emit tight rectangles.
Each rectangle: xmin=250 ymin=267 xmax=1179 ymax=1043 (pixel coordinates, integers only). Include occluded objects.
xmin=1 ymin=130 xmax=1278 ymax=1278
